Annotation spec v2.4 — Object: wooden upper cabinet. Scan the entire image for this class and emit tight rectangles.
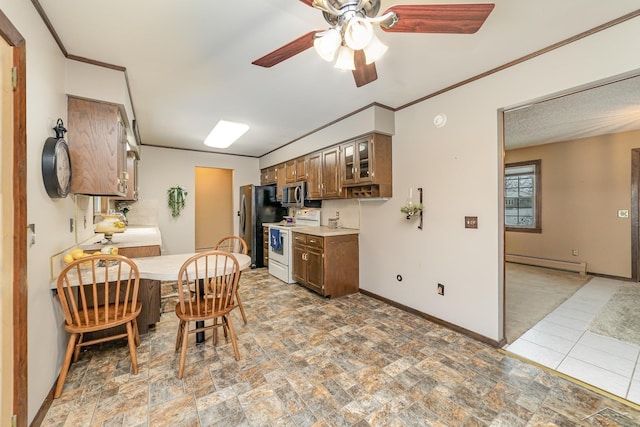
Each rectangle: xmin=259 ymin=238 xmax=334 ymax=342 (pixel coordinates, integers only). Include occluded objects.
xmin=68 ymin=97 xmax=128 ymax=196
xmin=113 ymin=152 xmax=138 ymax=201
xmin=265 ymin=132 xmax=392 ymax=200
xmin=285 ymin=157 xmax=307 ymax=183
xmin=275 ymin=163 xmax=286 ymax=201
xmin=306 ymin=152 xmax=322 ymax=200
xmin=260 ymin=166 xmax=277 ymax=185
xmin=342 ymin=133 xmax=392 ymax=198
xmin=322 ymin=146 xmax=344 ymax=199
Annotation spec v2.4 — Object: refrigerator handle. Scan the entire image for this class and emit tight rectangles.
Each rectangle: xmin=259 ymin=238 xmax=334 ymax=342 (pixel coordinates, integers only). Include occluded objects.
xmin=240 ymin=195 xmax=246 ymax=232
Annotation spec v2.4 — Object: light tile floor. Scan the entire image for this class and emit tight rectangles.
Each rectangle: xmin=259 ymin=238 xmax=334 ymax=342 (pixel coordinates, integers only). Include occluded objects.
xmin=43 ymin=269 xmax=640 ymax=426
xmin=505 ymin=277 xmax=640 ymax=404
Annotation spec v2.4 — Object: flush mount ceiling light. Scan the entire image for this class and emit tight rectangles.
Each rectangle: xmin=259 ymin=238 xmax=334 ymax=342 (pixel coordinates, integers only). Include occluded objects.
xmin=204 ymin=120 xmax=249 ymax=148
xmin=252 ymin=1 xmax=495 ymax=88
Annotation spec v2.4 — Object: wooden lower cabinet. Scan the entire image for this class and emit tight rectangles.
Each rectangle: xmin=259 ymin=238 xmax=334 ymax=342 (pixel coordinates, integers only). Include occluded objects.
xmin=263 ymin=226 xmax=269 ymax=267
xmin=292 ymin=232 xmax=358 ymax=298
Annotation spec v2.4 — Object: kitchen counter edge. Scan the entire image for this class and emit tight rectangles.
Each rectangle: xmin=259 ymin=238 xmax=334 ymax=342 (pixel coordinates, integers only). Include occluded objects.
xmin=290 ymin=226 xmax=359 ymax=237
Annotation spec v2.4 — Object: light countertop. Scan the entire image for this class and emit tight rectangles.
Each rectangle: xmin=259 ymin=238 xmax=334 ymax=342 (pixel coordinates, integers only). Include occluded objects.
xmin=290 ymin=226 xmax=359 ymax=237
xmin=264 ymin=223 xmax=359 ymax=237
xmin=51 ymin=226 xmax=162 ymax=282
xmin=80 ymin=226 xmax=162 ymax=251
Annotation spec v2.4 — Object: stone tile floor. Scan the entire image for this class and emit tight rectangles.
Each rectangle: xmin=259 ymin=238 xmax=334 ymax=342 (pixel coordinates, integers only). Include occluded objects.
xmin=42 ymin=268 xmax=640 ymax=426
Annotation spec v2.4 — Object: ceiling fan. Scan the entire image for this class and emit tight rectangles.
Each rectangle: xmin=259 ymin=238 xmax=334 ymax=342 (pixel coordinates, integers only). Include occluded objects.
xmin=252 ymin=1 xmax=495 ymax=87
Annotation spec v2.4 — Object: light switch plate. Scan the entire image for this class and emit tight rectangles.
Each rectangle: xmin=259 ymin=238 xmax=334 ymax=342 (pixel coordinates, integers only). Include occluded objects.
xmin=465 ymin=216 xmax=478 ymax=229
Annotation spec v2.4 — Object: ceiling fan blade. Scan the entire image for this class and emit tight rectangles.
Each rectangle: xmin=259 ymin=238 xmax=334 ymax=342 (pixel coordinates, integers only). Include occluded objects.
xmin=252 ymin=31 xmax=318 ymax=68
xmin=352 ymin=50 xmax=378 ymax=87
xmin=382 ymin=3 xmax=495 ymax=34
xmin=299 ymin=0 xmax=314 ymax=7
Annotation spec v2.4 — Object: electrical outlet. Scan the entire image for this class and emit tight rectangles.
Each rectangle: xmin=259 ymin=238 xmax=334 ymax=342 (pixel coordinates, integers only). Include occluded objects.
xmin=437 ymin=283 xmax=445 ymax=295
xmin=572 ymin=249 xmax=578 ymax=256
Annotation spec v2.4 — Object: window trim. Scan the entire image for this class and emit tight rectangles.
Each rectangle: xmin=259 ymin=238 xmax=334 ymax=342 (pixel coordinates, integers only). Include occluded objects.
xmin=505 ymin=159 xmax=541 ymax=233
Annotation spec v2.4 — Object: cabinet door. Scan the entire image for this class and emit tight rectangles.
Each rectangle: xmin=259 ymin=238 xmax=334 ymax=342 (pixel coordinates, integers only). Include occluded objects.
xmin=267 ymin=167 xmax=277 ymax=184
xmin=342 ymin=142 xmax=356 ymax=185
xmin=306 ymin=153 xmax=322 ymax=199
xmin=113 ymin=152 xmax=138 ymax=201
xmin=263 ymin=227 xmax=270 ymax=266
xmin=117 ymin=116 xmax=128 ymax=191
xmin=276 ymin=163 xmax=286 ymax=201
xmin=285 ymin=159 xmax=297 ymax=183
xmin=292 ymin=244 xmax=307 ymax=284
xmin=305 ymin=246 xmax=324 ymax=294
xmin=356 ymin=137 xmax=372 ymax=183
xmin=260 ymin=169 xmax=269 ymax=185
xmin=68 ymin=97 xmax=128 ymax=196
xmin=295 ymin=157 xmax=307 ymax=181
xmin=322 ymin=146 xmax=343 ymax=199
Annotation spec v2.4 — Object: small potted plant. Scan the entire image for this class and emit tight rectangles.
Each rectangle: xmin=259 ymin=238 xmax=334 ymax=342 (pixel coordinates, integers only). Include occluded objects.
xmin=400 ymin=201 xmax=423 ymax=220
xmin=167 ymin=185 xmax=188 ymax=218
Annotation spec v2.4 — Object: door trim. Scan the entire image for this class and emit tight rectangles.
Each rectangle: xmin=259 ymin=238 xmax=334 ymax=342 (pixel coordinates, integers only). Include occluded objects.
xmin=632 ymin=149 xmax=640 ymax=282
xmin=0 ymin=9 xmax=28 ymax=427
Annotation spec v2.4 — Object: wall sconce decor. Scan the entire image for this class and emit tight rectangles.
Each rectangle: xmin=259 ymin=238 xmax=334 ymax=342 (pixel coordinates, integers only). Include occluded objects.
xmin=400 ymin=187 xmax=423 ymax=230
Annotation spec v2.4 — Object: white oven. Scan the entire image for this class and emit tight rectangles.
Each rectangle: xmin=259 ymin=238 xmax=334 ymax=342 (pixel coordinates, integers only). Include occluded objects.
xmin=268 ymin=226 xmax=292 ymax=282
xmin=268 ymin=209 xmax=320 ymax=283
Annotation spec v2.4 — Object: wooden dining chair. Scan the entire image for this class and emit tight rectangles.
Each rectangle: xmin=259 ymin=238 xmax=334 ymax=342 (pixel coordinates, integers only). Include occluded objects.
xmin=214 ymin=235 xmax=248 ymax=255
xmin=174 ymin=250 xmax=241 ymax=378
xmin=214 ymin=235 xmax=248 ymax=324
xmin=55 ymin=254 xmax=141 ymax=398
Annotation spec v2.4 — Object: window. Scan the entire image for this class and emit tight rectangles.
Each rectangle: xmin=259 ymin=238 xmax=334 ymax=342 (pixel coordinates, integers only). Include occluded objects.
xmin=505 ymin=159 xmax=541 ymax=232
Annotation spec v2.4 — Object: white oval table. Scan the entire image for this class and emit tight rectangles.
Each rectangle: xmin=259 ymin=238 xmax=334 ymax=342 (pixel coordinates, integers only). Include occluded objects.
xmin=131 ymin=252 xmax=251 ymax=280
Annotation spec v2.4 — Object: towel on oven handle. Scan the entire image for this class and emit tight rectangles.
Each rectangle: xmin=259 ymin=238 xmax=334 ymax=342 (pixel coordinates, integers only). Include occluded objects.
xmin=270 ymin=228 xmax=282 ymax=250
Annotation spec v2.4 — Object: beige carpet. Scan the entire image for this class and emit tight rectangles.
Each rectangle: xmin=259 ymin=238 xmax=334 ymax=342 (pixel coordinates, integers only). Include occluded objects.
xmin=506 ymin=262 xmax=592 ymax=343
xmin=589 ymin=283 xmax=640 ymax=345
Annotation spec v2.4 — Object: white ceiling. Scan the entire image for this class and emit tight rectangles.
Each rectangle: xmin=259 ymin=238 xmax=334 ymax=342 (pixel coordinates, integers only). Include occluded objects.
xmin=505 ymin=74 xmax=640 ymax=149
xmin=36 ymin=0 xmax=640 ymax=157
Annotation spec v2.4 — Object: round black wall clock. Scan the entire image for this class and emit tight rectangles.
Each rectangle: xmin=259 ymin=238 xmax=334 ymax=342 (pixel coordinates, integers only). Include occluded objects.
xmin=42 ymin=119 xmax=72 ymax=198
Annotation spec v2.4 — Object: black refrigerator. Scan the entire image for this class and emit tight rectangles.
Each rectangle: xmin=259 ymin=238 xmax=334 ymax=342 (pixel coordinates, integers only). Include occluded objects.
xmin=239 ymin=184 xmax=287 ymax=268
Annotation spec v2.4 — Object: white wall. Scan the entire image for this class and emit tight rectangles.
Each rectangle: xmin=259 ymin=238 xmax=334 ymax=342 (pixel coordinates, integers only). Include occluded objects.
xmin=137 ymin=146 xmax=259 ymax=254
xmin=65 ymin=60 xmax=134 ymax=127
xmin=264 ymin=17 xmax=640 ymax=342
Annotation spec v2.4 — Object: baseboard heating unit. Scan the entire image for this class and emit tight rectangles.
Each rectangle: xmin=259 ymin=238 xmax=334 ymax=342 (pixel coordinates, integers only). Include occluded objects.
xmin=506 ymin=254 xmax=587 ymax=275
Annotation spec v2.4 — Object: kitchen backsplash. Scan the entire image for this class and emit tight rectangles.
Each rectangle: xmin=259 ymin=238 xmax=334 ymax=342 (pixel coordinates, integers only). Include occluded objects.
xmin=320 ymin=199 xmax=360 ymax=229
xmin=124 ymin=199 xmax=158 ymax=226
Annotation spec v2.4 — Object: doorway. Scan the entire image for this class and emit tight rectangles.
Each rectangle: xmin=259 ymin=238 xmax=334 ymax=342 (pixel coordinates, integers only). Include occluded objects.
xmin=502 ymin=71 xmax=640 ymax=403
xmin=503 ymin=72 xmax=640 ymax=342
xmin=194 ymin=167 xmax=233 ymax=251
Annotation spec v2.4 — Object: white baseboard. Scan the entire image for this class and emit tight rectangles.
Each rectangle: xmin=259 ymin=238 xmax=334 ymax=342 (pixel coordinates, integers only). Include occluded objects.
xmin=506 ymin=254 xmax=587 ymax=275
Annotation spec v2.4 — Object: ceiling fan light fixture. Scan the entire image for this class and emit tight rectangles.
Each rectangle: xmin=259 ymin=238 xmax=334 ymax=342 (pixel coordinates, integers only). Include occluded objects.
xmin=334 ymin=45 xmax=356 ymax=70
xmin=204 ymin=120 xmax=249 ymax=148
xmin=363 ymin=32 xmax=387 ymax=64
xmin=344 ymin=16 xmax=373 ymax=50
xmin=314 ymin=29 xmax=341 ymax=62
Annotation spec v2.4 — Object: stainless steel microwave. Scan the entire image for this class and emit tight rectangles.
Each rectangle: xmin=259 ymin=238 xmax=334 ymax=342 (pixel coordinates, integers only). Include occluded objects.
xmin=281 ymin=181 xmax=321 ymax=208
